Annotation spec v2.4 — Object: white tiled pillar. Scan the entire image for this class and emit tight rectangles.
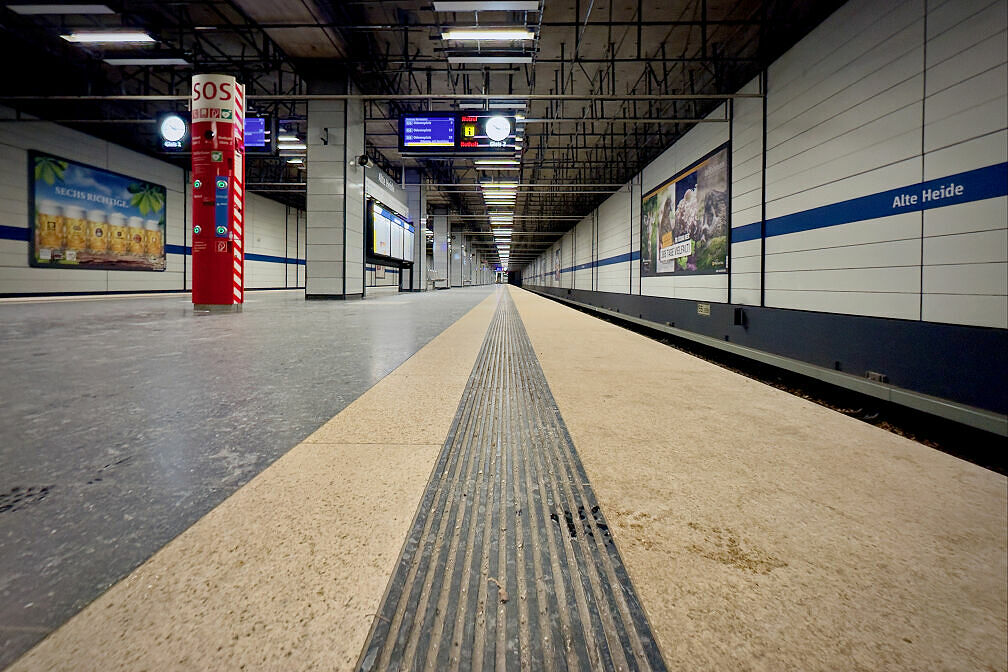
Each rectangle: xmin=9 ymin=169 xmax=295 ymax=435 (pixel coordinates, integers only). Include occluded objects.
xmin=404 ymin=168 xmax=427 ymax=291
xmin=432 ymin=209 xmax=449 ymax=289
xmin=450 ymin=225 xmax=464 ymax=287
xmin=305 ymin=80 xmax=365 ymax=299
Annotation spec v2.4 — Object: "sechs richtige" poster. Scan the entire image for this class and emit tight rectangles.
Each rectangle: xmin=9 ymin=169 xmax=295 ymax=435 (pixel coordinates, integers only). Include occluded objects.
xmin=29 ymin=151 xmax=167 ymax=272
xmin=641 ymin=144 xmax=729 ymax=277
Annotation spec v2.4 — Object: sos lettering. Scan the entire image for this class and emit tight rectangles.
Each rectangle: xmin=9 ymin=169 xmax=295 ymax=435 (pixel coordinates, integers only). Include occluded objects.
xmin=192 ymin=81 xmax=232 ymax=102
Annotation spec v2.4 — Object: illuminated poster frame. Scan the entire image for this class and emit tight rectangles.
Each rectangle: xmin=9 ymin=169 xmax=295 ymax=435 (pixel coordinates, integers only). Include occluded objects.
xmin=641 ymin=143 xmax=730 ymax=277
xmin=368 ymin=198 xmax=414 ymax=264
xmin=28 ymin=151 xmax=167 ymax=272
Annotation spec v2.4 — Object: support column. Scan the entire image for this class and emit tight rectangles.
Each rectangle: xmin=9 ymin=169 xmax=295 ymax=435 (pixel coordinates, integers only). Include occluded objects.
xmin=305 ymin=78 xmax=365 ymax=299
xmin=404 ymin=168 xmax=426 ymax=291
xmin=432 ymin=208 xmax=449 ymax=289
xmin=449 ymin=225 xmax=464 ymax=287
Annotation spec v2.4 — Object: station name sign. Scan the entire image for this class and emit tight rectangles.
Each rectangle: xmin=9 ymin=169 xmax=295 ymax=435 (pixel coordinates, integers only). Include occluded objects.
xmin=398 ymin=112 xmax=517 ymax=155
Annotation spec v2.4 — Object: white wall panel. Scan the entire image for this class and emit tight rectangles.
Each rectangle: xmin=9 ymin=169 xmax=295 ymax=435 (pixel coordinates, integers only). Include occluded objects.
xmin=923 ymin=132 xmax=1007 ymax=180
xmin=922 ymin=228 xmax=1007 ymax=265
xmin=766 ymin=289 xmax=921 ymax=319
xmin=524 ymin=0 xmax=1006 ymax=333
xmin=573 ymin=214 xmax=593 ymax=289
xmin=924 ymin=65 xmax=1007 ymax=151
xmin=922 ymin=293 xmax=1007 ymax=328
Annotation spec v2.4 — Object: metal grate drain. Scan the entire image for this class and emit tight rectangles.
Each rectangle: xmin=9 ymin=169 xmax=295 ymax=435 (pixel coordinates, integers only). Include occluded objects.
xmin=356 ymin=292 xmax=667 ymax=672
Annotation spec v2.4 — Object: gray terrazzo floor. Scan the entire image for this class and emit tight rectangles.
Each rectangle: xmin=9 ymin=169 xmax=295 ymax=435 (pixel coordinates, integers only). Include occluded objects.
xmin=0 ymin=287 xmax=494 ymax=668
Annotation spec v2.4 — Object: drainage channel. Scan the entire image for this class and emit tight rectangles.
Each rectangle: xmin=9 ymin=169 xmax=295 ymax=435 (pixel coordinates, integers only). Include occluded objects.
xmin=357 ymin=290 xmax=667 ymax=672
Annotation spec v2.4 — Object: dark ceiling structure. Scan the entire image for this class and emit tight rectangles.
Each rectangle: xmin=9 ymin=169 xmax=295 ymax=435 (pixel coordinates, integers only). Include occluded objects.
xmin=0 ymin=0 xmax=844 ymax=270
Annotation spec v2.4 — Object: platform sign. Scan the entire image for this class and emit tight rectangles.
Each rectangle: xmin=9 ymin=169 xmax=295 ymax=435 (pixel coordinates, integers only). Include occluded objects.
xmin=191 ymin=73 xmax=245 ymax=306
xmin=398 ymin=112 xmax=516 ymax=155
xmin=28 ymin=151 xmax=166 ymax=271
xmin=641 ymin=143 xmax=730 ymax=277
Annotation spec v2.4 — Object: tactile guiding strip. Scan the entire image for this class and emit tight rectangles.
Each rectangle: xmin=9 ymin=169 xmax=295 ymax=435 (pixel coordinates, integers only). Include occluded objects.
xmin=357 ymin=291 xmax=667 ymax=672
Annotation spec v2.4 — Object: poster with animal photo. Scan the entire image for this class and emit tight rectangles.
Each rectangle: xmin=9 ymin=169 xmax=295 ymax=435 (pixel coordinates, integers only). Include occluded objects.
xmin=641 ymin=144 xmax=729 ymax=276
xmin=29 ymin=151 xmax=167 ymax=271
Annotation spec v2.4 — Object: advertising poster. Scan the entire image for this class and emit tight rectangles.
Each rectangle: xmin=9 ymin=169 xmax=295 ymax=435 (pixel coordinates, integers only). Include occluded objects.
xmin=641 ymin=144 xmax=729 ymax=276
xmin=29 ymin=151 xmax=167 ymax=271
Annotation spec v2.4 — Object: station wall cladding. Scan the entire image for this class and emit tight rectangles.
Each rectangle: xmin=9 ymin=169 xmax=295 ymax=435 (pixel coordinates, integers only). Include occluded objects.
xmin=0 ymin=105 xmax=307 ymax=295
xmin=523 ymin=0 xmax=1008 ymax=421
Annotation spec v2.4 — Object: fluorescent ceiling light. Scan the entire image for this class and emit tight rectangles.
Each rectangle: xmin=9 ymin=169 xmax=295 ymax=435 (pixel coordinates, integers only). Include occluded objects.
xmin=277 ymin=134 xmax=300 ymax=142
xmin=62 ymin=30 xmax=155 ymax=43
xmin=433 ymin=1 xmax=540 ymax=10
xmin=8 ymin=4 xmax=113 ymax=14
xmin=479 ymin=166 xmax=520 ymax=171
xmin=287 ymin=158 xmax=304 ymax=164
xmin=474 ymin=158 xmax=519 ymax=165
xmin=442 ymin=28 xmax=535 ymax=41
xmin=104 ymin=58 xmax=190 ymax=66
xmin=448 ymin=55 xmax=533 ymax=65
xmin=483 ymin=181 xmax=518 ymax=187
xmin=278 ymin=142 xmax=306 ymax=150
xmin=488 ymin=101 xmax=527 ymax=109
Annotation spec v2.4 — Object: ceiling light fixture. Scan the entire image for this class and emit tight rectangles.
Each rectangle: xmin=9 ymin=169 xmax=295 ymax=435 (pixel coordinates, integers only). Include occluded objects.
xmin=62 ymin=30 xmax=155 ymax=43
xmin=104 ymin=57 xmax=190 ymax=66
xmin=8 ymin=4 xmax=113 ymax=14
xmin=433 ymin=1 xmax=540 ymax=10
xmin=442 ymin=28 xmax=535 ymax=41
xmin=474 ymin=158 xmax=519 ymax=165
xmin=287 ymin=158 xmax=304 ymax=164
xmin=447 ymin=55 xmax=533 ymax=65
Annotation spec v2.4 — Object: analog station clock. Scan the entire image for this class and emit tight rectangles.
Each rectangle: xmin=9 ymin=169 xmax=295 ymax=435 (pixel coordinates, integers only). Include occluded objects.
xmin=484 ymin=115 xmax=512 ymax=142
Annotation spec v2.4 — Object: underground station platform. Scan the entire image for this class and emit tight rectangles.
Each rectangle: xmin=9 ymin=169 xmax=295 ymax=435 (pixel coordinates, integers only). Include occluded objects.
xmin=1 ymin=287 xmax=1004 ymax=671
xmin=1 ymin=0 xmax=1007 ymax=669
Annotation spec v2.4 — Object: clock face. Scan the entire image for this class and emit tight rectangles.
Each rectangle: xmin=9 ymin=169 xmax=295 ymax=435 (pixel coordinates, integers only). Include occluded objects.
xmin=484 ymin=115 xmax=512 ymax=142
xmin=160 ymin=115 xmax=187 ymax=142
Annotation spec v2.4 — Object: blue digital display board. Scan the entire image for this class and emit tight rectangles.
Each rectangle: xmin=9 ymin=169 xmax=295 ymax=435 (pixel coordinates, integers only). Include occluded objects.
xmin=403 ymin=115 xmax=456 ymax=147
xmin=245 ymin=117 xmax=266 ymax=148
xmin=398 ymin=113 xmax=516 ymax=155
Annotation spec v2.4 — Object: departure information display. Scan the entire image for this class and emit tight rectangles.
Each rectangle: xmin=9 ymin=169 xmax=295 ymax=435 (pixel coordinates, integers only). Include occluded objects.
xmin=403 ymin=115 xmax=455 ymax=147
xmin=245 ymin=117 xmax=266 ymax=147
xmin=399 ymin=112 xmax=516 ymax=155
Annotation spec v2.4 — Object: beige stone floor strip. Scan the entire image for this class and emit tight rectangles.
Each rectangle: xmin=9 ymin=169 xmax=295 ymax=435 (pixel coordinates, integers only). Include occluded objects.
xmin=508 ymin=286 xmax=1008 ymax=672
xmin=7 ymin=290 xmax=500 ymax=672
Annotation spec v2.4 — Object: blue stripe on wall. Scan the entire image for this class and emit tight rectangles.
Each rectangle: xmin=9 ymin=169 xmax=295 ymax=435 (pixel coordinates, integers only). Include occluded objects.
xmin=529 ymin=162 xmax=1007 ymax=277
xmin=764 ymin=162 xmax=1007 ymax=239
xmin=0 ymin=236 xmax=307 ymax=266
xmin=0 ymin=225 xmax=29 ymax=242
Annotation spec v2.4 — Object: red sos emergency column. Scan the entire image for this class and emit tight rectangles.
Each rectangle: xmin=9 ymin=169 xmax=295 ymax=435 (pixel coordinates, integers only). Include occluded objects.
xmin=191 ymin=74 xmax=245 ymax=309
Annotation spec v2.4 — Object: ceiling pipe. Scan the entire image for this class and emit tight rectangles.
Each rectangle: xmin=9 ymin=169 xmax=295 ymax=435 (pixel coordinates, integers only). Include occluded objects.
xmin=0 ymin=93 xmax=761 ymax=102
